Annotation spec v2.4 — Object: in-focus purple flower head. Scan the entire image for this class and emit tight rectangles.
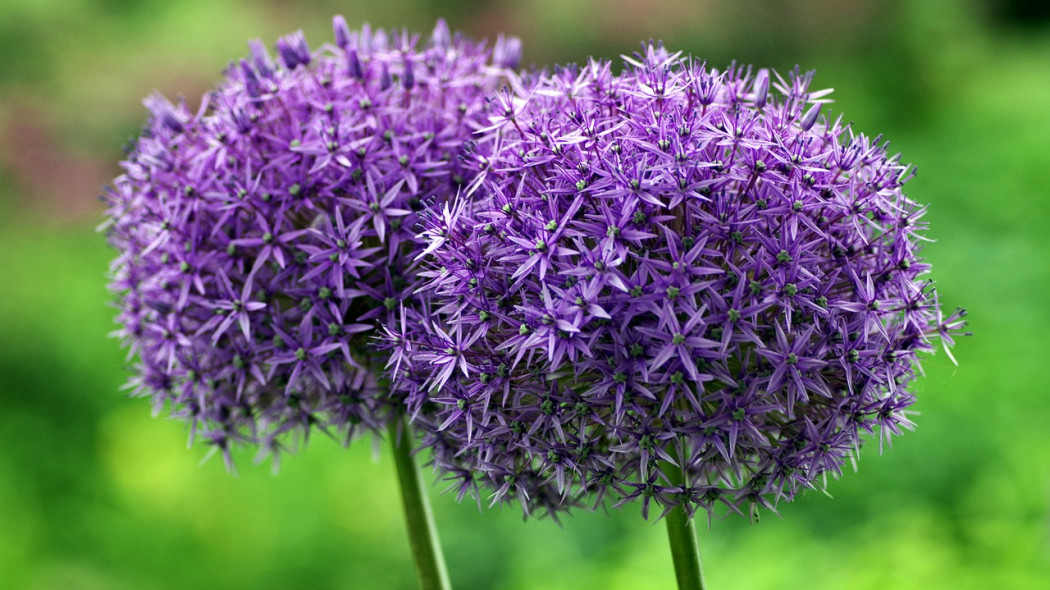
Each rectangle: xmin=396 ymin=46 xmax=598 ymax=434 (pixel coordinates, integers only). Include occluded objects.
xmin=103 ymin=17 xmax=520 ymax=467
xmin=391 ymin=44 xmax=967 ymax=519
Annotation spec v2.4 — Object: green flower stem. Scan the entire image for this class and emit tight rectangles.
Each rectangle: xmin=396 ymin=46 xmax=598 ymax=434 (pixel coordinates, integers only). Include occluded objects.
xmin=388 ymin=415 xmax=452 ymax=590
xmin=664 ymin=461 xmax=707 ymax=590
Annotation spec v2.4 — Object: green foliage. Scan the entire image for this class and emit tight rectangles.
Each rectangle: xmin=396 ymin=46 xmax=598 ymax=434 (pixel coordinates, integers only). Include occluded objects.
xmin=1 ymin=1 xmax=1048 ymax=588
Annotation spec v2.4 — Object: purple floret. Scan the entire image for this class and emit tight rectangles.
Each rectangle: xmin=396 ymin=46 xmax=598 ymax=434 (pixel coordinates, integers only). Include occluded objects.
xmin=103 ymin=17 xmax=520 ymax=466
xmin=391 ymin=44 xmax=967 ymax=519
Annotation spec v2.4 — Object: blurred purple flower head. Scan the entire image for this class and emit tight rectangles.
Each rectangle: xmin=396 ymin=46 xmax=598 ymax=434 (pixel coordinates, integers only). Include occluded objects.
xmin=103 ymin=17 xmax=520 ymax=466
xmin=391 ymin=44 xmax=967 ymax=519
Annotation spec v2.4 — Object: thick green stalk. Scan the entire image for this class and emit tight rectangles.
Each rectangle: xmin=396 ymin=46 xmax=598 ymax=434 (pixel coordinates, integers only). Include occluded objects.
xmin=388 ymin=415 xmax=452 ymax=590
xmin=664 ymin=461 xmax=707 ymax=590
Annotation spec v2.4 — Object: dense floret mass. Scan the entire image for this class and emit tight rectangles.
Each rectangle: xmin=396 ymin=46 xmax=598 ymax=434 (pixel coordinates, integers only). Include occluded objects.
xmin=104 ymin=17 xmax=520 ymax=464
xmin=393 ymin=46 xmax=966 ymax=518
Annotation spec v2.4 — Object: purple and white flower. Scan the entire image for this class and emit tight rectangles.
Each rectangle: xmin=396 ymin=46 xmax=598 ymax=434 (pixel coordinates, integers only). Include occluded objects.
xmin=391 ymin=45 xmax=967 ymax=519
xmin=104 ymin=17 xmax=520 ymax=465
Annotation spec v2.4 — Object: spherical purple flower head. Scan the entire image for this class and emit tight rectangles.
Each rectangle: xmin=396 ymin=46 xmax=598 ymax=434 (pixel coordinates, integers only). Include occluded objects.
xmin=104 ymin=17 xmax=521 ymax=467
xmin=396 ymin=45 xmax=967 ymax=519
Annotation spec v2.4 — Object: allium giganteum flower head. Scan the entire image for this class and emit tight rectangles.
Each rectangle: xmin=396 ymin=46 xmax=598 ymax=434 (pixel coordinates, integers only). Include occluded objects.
xmin=104 ymin=17 xmax=521 ymax=465
xmin=392 ymin=45 xmax=967 ymax=519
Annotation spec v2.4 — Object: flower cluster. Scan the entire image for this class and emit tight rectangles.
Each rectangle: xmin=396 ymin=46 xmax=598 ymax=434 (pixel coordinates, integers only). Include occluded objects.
xmin=104 ymin=17 xmax=520 ymax=465
xmin=393 ymin=46 xmax=967 ymax=518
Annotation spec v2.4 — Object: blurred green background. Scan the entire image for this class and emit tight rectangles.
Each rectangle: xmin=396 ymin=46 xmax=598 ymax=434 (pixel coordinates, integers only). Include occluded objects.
xmin=1 ymin=0 xmax=1047 ymax=588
